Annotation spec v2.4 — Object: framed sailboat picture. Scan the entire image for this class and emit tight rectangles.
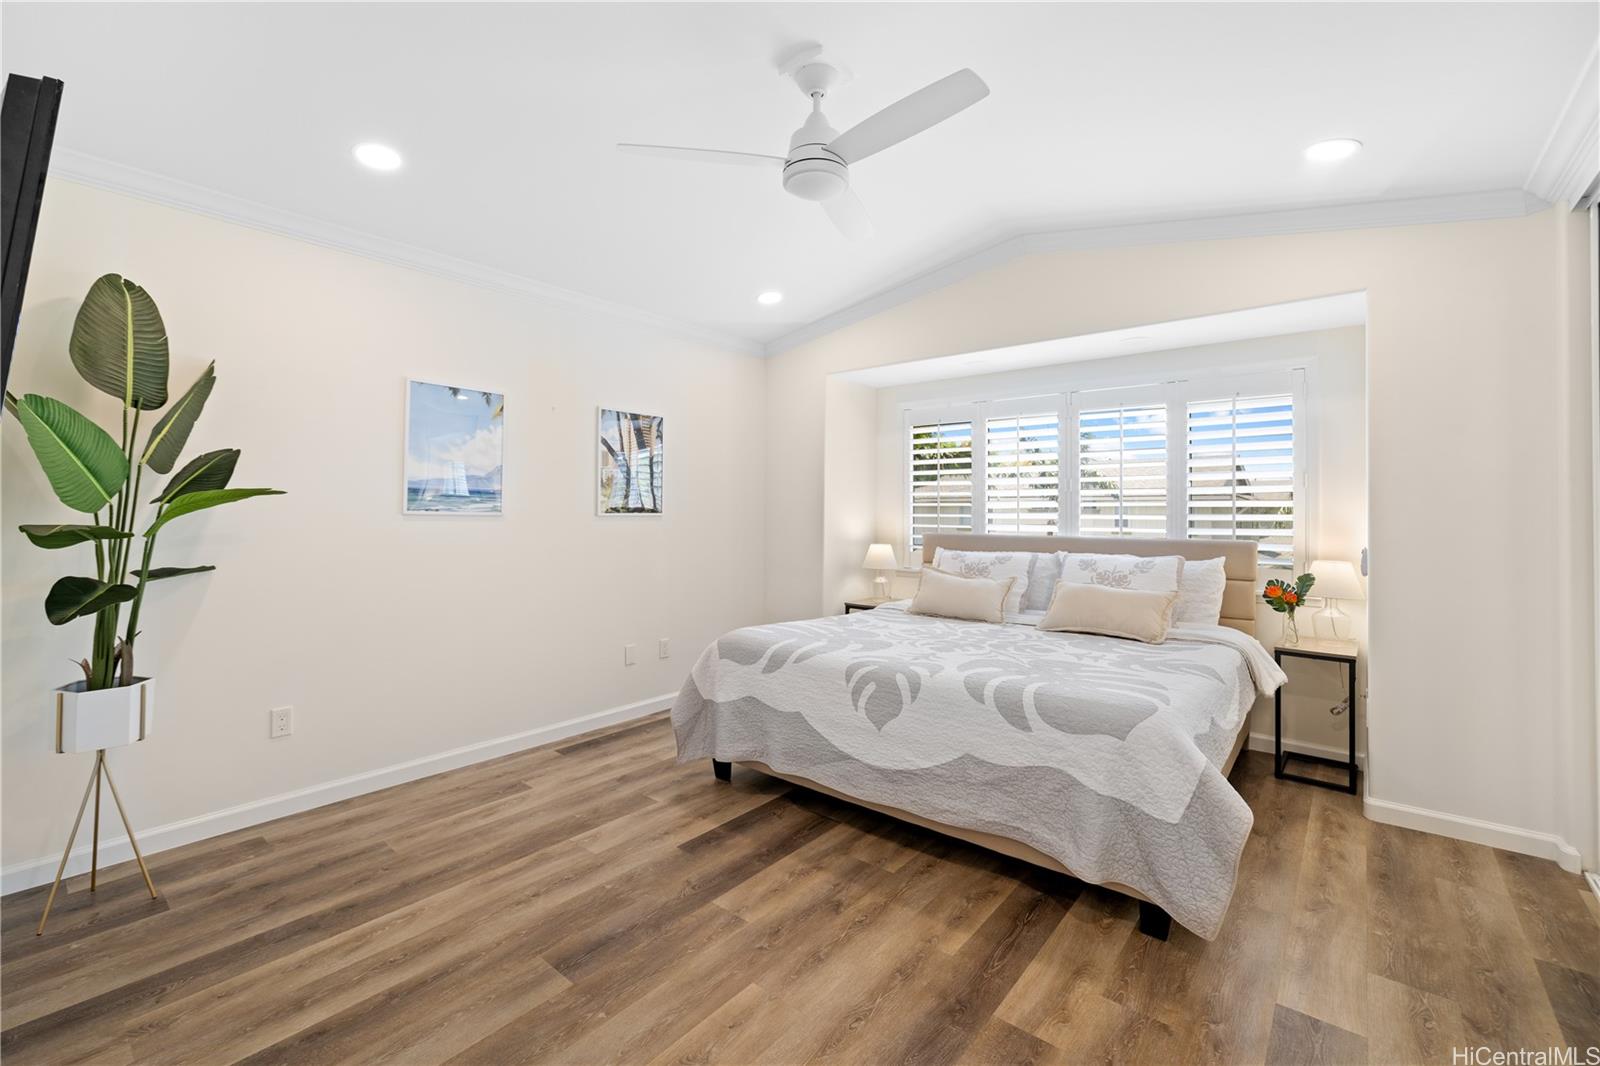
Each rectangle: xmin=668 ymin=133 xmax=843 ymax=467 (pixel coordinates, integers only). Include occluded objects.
xmin=403 ymin=379 xmax=505 ymax=515
xmin=598 ymin=407 xmax=664 ymax=515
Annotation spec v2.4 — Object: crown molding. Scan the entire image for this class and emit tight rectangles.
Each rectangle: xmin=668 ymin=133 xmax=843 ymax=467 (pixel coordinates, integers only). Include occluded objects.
xmin=49 ymin=149 xmax=763 ymax=356
xmin=1526 ymin=41 xmax=1600 ymax=207
xmin=763 ymin=188 xmax=1550 ymax=356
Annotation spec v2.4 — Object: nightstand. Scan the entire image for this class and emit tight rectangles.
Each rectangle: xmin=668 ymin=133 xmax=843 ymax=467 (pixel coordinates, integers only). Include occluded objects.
xmin=843 ymin=600 xmax=886 ymax=614
xmin=1273 ymin=637 xmax=1359 ymax=794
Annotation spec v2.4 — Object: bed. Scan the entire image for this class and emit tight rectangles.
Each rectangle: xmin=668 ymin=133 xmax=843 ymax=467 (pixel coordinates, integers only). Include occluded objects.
xmin=670 ymin=533 xmax=1285 ymax=940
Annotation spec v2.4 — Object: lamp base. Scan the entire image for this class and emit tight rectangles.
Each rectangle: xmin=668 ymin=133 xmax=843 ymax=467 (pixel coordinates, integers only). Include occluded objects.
xmin=871 ymin=573 xmax=890 ymax=601
xmin=1319 ymin=600 xmax=1350 ymax=639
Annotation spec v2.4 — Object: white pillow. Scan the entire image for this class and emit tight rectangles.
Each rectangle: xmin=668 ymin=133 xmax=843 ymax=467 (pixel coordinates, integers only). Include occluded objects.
xmin=908 ymin=567 xmax=1015 ymax=624
xmin=1174 ymin=556 xmax=1228 ymax=626
xmin=1057 ymin=552 xmax=1183 ymax=596
xmin=1039 ymin=581 xmax=1177 ymax=644
xmin=1021 ymin=552 xmax=1063 ymax=612
xmin=931 ymin=548 xmax=1032 ymax=617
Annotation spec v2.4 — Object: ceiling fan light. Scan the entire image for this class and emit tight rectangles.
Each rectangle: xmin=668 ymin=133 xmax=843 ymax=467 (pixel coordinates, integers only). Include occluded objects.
xmin=782 ymin=156 xmax=847 ymax=202
xmin=757 ymin=291 xmax=784 ymax=306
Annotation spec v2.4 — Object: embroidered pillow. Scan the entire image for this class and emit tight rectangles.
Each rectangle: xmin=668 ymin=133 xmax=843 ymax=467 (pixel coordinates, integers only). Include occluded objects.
xmin=931 ymin=548 xmax=1032 ymax=617
xmin=1056 ymin=552 xmax=1184 ymax=597
xmin=1173 ymin=555 xmax=1228 ymax=626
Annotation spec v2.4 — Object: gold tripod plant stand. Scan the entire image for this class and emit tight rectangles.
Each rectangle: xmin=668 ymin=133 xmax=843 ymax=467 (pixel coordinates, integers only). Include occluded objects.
xmin=36 ymin=748 xmax=159 ymax=935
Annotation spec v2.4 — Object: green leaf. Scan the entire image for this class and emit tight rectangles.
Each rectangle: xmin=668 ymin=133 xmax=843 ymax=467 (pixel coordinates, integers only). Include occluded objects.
xmin=45 ymin=576 xmax=137 ymax=625
xmin=10 ymin=394 xmax=130 ymax=512
xmin=152 ymin=448 xmax=239 ymax=503
xmin=141 ymin=362 xmax=216 ymax=473
xmin=134 ymin=565 xmax=216 ymax=581
xmin=146 ymin=487 xmax=284 ymax=536
xmin=19 ymin=524 xmax=134 ymax=549
xmin=69 ymin=274 xmax=169 ymax=409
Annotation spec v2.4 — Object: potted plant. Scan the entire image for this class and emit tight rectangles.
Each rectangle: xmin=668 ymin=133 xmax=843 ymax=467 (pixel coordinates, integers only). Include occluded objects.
xmin=7 ymin=273 xmax=283 ymax=751
xmin=1263 ymin=571 xmax=1316 ymax=646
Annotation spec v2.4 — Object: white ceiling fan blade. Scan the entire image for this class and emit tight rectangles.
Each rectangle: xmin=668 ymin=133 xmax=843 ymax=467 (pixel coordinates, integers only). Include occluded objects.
xmin=822 ymin=187 xmax=873 ymax=241
xmin=827 ymin=69 xmax=989 ymax=165
xmin=617 ymin=143 xmax=784 ymax=168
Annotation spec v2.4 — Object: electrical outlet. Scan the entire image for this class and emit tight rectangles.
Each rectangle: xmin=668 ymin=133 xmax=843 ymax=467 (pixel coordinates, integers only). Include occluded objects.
xmin=270 ymin=706 xmax=293 ymax=739
xmin=624 ymin=643 xmax=637 ymax=666
xmin=658 ymin=638 xmax=670 ymax=660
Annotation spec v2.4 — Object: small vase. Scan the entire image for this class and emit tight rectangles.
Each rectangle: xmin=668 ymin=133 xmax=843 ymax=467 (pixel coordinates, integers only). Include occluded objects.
xmin=1280 ymin=612 xmax=1300 ymax=646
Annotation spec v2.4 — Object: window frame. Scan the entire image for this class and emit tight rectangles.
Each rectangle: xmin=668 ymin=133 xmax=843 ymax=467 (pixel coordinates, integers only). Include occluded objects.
xmin=901 ymin=366 xmax=1312 ymax=571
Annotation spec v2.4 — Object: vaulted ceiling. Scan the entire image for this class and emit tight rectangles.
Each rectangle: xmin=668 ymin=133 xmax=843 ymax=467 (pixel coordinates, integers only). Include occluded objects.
xmin=4 ymin=3 xmax=1594 ymax=350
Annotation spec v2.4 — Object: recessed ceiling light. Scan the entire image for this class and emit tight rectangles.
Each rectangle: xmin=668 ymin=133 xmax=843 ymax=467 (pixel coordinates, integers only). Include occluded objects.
xmin=1304 ymin=138 xmax=1362 ymax=163
xmin=757 ymin=291 xmax=783 ymax=306
xmin=353 ymin=142 xmax=403 ymax=171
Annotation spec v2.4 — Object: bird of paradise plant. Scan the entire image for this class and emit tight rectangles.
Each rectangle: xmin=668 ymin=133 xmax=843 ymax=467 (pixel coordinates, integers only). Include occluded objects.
xmin=6 ymin=273 xmax=283 ymax=690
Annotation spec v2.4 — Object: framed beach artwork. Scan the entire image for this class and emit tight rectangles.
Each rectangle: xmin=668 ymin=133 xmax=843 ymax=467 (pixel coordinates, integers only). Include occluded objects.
xmin=403 ymin=379 xmax=505 ymax=515
xmin=597 ymin=407 xmax=664 ymax=515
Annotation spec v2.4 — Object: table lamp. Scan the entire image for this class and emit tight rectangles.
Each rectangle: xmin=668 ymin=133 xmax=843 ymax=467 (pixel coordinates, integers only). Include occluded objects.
xmin=1309 ymin=559 xmax=1364 ymax=639
xmin=862 ymin=543 xmax=898 ymax=601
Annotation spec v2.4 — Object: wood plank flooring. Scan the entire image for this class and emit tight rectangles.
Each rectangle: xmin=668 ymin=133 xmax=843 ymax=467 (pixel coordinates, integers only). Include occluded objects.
xmin=3 ymin=712 xmax=1596 ymax=1065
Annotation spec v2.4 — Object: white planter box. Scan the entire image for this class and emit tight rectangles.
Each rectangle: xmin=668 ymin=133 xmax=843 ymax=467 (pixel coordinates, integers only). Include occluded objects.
xmin=55 ymin=678 xmax=154 ymax=753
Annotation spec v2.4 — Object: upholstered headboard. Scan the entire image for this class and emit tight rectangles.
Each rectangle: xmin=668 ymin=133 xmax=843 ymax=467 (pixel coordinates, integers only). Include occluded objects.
xmin=922 ymin=533 xmax=1259 ymax=635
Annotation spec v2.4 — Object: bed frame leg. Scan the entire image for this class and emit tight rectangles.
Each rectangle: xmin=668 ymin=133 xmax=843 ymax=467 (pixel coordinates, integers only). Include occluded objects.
xmin=712 ymin=759 xmax=731 ymax=782
xmin=1137 ymin=901 xmax=1171 ymax=940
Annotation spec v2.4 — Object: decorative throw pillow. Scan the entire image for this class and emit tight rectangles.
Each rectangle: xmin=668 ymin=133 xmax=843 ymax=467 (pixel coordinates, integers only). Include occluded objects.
xmin=1038 ymin=581 xmax=1177 ymax=644
xmin=908 ymin=567 xmax=1015 ymax=624
xmin=1056 ymin=552 xmax=1184 ymax=596
xmin=1173 ymin=555 xmax=1228 ymax=626
xmin=931 ymin=548 xmax=1032 ymax=616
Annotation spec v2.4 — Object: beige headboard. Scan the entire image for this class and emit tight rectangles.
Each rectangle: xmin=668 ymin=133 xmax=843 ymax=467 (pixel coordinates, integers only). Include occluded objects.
xmin=922 ymin=533 xmax=1259 ymax=635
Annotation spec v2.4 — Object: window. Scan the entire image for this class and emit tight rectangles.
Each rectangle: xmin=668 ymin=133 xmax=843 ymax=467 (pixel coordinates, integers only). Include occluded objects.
xmin=908 ymin=418 xmax=973 ymax=552
xmin=903 ymin=370 xmax=1304 ymax=570
xmin=1185 ymin=393 xmax=1296 ymax=570
xmin=984 ymin=411 xmax=1060 ymax=534
xmin=1075 ymin=402 xmax=1167 ymax=537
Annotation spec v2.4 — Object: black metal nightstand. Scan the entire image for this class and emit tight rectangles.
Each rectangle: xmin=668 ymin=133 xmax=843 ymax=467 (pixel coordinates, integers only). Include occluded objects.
xmin=843 ymin=600 xmax=886 ymax=614
xmin=1273 ymin=638 xmax=1359 ymax=794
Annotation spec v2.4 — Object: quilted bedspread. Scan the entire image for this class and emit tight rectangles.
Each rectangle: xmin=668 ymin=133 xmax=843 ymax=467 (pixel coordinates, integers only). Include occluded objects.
xmin=671 ymin=606 xmax=1285 ymax=938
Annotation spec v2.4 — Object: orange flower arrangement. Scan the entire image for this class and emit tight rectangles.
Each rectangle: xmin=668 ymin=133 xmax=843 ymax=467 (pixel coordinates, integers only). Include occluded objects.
xmin=1263 ymin=573 xmax=1315 ymax=616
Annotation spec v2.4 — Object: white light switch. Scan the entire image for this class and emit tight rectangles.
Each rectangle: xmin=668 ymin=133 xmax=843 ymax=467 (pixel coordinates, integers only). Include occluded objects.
xmin=624 ymin=643 xmax=637 ymax=666
xmin=658 ymin=638 xmax=670 ymax=660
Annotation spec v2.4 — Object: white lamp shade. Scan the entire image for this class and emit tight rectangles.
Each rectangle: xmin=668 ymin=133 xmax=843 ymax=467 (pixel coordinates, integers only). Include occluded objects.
xmin=1310 ymin=559 xmax=1364 ymax=601
xmin=862 ymin=543 xmax=898 ymax=570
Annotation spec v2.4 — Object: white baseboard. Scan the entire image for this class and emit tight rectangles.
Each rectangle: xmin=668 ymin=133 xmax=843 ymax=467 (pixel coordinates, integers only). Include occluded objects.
xmin=1 ymin=692 xmax=675 ymax=897
xmin=1363 ymin=795 xmax=1585 ymax=874
xmin=1587 ymin=871 xmax=1600 ymax=902
xmin=1246 ymin=732 xmax=1367 ymax=770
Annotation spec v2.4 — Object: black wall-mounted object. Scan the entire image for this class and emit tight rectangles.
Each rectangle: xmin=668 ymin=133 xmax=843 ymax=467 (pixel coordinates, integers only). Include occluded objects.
xmin=1 ymin=73 xmax=64 ymax=400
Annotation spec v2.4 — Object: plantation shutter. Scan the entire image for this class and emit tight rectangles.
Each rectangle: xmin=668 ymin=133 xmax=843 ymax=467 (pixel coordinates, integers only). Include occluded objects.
xmin=1076 ymin=403 xmax=1168 ymax=536
xmin=985 ymin=411 xmax=1060 ymax=534
xmin=1186 ymin=393 xmax=1296 ymax=570
xmin=908 ymin=419 xmax=974 ymax=551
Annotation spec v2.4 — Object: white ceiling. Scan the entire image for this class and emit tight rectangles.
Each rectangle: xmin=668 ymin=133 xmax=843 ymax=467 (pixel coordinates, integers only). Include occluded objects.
xmin=3 ymin=3 xmax=1594 ymax=350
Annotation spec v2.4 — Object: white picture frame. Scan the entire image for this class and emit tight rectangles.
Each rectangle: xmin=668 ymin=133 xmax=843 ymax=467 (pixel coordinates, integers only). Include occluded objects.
xmin=403 ymin=378 xmax=505 ymax=516
xmin=596 ymin=406 xmax=664 ymax=516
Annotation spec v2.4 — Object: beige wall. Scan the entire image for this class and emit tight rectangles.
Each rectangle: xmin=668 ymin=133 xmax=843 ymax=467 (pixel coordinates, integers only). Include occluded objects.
xmin=1 ymin=180 xmax=767 ymax=886
xmin=770 ymin=207 xmax=1595 ymax=871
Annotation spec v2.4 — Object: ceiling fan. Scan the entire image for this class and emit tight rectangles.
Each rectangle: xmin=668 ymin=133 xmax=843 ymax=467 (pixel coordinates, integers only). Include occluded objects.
xmin=618 ymin=47 xmax=990 ymax=240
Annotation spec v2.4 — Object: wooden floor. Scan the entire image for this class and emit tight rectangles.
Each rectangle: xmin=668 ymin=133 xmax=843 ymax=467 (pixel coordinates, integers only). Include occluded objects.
xmin=3 ymin=713 xmax=1597 ymax=1066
